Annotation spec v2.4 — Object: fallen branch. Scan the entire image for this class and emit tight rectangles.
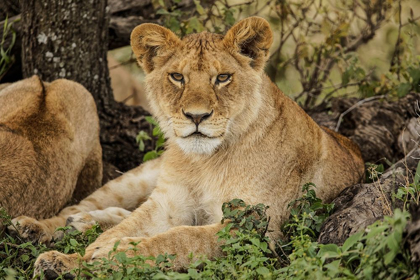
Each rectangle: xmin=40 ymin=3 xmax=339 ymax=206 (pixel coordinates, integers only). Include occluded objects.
xmin=318 ymin=147 xmax=420 ymax=245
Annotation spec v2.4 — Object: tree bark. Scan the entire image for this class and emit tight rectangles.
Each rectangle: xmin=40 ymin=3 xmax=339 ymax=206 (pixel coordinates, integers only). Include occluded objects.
xmin=21 ymin=0 xmax=112 ymax=104
xmin=20 ymin=0 xmax=151 ymax=172
xmin=311 ymin=92 xmax=420 ymax=164
xmin=318 ymin=147 xmax=420 ymax=245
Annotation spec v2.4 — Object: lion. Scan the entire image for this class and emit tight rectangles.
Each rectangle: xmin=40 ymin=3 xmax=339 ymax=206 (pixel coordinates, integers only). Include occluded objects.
xmin=1 ymin=76 xmax=102 ymax=242
xmin=10 ymin=17 xmax=363 ymax=278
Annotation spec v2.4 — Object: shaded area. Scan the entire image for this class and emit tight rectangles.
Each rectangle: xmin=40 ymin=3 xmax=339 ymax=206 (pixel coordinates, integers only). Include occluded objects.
xmin=311 ymin=93 xmax=420 ymax=164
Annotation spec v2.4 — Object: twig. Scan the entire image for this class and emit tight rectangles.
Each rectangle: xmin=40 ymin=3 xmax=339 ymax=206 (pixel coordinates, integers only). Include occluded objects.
xmin=335 ymin=95 xmax=385 ymax=132
xmin=401 ymin=15 xmax=420 ymax=27
xmin=390 ymin=0 xmax=402 ymax=80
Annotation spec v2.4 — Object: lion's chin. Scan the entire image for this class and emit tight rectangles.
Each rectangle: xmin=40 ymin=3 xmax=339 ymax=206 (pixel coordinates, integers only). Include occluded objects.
xmin=175 ymin=136 xmax=222 ymax=155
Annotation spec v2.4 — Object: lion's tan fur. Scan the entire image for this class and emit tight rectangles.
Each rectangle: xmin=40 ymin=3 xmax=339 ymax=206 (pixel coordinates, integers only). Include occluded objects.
xmin=0 ymin=76 xmax=102 ymax=237
xmin=24 ymin=17 xmax=363 ymax=277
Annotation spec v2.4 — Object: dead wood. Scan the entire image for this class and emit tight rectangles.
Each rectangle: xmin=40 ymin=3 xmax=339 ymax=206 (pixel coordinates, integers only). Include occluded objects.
xmin=318 ymin=147 xmax=420 ymax=245
xmin=315 ymin=93 xmax=420 ymax=245
xmin=311 ymin=93 xmax=420 ymax=164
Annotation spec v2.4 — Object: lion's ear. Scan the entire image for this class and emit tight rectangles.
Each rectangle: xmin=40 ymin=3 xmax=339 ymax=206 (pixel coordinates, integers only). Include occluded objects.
xmin=131 ymin=23 xmax=181 ymax=73
xmin=223 ymin=17 xmax=273 ymax=71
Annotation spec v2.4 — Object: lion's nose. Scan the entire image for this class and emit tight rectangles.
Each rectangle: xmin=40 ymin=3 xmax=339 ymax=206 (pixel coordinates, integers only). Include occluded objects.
xmin=182 ymin=110 xmax=213 ymax=125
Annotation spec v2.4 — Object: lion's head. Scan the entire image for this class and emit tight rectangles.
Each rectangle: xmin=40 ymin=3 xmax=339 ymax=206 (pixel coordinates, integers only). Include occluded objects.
xmin=131 ymin=17 xmax=273 ymax=155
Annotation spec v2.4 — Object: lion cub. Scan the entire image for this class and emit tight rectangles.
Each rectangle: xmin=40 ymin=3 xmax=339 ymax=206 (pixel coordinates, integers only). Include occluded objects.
xmin=1 ymin=76 xmax=102 ymax=242
xmin=27 ymin=17 xmax=362 ymax=277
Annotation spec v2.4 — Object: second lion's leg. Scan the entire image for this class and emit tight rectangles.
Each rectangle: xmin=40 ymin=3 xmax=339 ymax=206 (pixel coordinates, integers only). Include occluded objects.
xmin=9 ymin=157 xmax=162 ymax=244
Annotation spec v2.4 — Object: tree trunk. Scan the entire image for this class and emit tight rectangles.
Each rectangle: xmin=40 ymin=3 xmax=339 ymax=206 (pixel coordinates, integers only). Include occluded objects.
xmin=21 ymin=0 xmax=112 ymax=106
xmin=20 ymin=0 xmax=151 ymax=172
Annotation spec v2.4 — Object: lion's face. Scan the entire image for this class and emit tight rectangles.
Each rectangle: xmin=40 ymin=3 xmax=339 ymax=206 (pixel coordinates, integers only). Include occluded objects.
xmin=131 ymin=17 xmax=273 ymax=155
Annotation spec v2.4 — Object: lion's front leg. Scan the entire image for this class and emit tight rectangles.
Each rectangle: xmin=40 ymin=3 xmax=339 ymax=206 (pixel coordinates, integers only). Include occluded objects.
xmin=90 ymin=223 xmax=226 ymax=270
xmin=34 ymin=223 xmax=225 ymax=278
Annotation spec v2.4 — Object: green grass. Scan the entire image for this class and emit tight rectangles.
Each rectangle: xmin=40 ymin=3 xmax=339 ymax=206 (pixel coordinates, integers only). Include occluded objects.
xmin=0 ymin=16 xmax=18 ymax=80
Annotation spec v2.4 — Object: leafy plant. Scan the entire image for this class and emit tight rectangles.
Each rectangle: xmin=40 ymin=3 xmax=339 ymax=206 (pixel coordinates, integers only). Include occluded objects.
xmin=0 ymin=208 xmax=102 ymax=279
xmin=53 ymin=225 xmax=102 ymax=256
xmin=0 ymin=16 xmax=18 ymax=80
xmin=136 ymin=116 xmax=165 ymax=162
xmin=153 ymin=0 xmax=237 ymax=36
xmin=278 ymin=208 xmax=415 ymax=279
xmin=365 ymin=162 xmax=385 ymax=183
xmin=394 ymin=161 xmax=420 ymax=210
xmin=282 ymin=183 xmax=335 ymax=241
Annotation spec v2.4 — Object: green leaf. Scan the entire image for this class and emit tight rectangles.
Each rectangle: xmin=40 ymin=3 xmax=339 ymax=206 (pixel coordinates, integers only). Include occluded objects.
xmin=194 ymin=0 xmax=205 ymax=15
xmin=318 ymin=243 xmax=340 ymax=260
xmin=136 ymin=130 xmax=152 ymax=142
xmin=153 ymin=126 xmax=161 ymax=137
xmin=139 ymin=140 xmax=145 ymax=152
xmin=342 ymin=70 xmax=350 ymax=86
xmin=223 ymin=8 xmax=236 ymax=26
xmin=145 ymin=116 xmax=158 ymax=126
xmin=342 ymin=232 xmax=363 ymax=252
xmin=143 ymin=151 xmax=158 ymax=162
xmin=386 ymin=232 xmax=400 ymax=254
xmin=384 ymin=250 xmax=397 ymax=265
xmin=324 ymin=259 xmax=341 ymax=277
xmin=186 ymin=17 xmax=205 ymax=34
xmin=69 ymin=239 xmax=78 ymax=246
xmin=365 ymin=225 xmax=388 ymax=239
xmin=21 ymin=254 xmax=29 ymax=262
xmin=396 ymin=83 xmax=411 ymax=98
xmin=256 ymin=267 xmax=270 ymax=276
xmin=156 ymin=137 xmax=165 ymax=149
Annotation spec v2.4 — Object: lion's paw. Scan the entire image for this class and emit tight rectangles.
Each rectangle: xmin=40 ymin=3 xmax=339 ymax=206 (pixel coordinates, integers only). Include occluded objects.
xmin=52 ymin=212 xmax=96 ymax=242
xmin=66 ymin=212 xmax=96 ymax=232
xmin=34 ymin=251 xmax=79 ymax=279
xmin=8 ymin=216 xmax=53 ymax=245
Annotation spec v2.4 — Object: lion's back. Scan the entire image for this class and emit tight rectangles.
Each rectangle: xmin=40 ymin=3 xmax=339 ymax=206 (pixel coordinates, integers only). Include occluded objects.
xmin=0 ymin=76 xmax=102 ymax=220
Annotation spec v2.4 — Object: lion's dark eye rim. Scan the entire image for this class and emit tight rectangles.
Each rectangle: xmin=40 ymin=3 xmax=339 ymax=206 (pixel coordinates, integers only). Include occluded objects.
xmin=170 ymin=73 xmax=184 ymax=82
xmin=216 ymin=74 xmax=231 ymax=83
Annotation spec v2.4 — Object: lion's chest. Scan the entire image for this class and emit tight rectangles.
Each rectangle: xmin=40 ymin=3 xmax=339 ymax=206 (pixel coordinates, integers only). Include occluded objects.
xmin=169 ymin=157 xmax=286 ymax=225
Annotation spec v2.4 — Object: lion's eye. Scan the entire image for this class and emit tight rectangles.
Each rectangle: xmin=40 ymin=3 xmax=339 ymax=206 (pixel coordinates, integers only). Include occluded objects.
xmin=216 ymin=74 xmax=231 ymax=83
xmin=170 ymin=73 xmax=184 ymax=82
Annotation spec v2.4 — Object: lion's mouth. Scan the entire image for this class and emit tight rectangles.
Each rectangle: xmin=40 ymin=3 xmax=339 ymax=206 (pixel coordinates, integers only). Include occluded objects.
xmin=179 ymin=129 xmax=224 ymax=139
xmin=185 ymin=131 xmax=209 ymax=138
